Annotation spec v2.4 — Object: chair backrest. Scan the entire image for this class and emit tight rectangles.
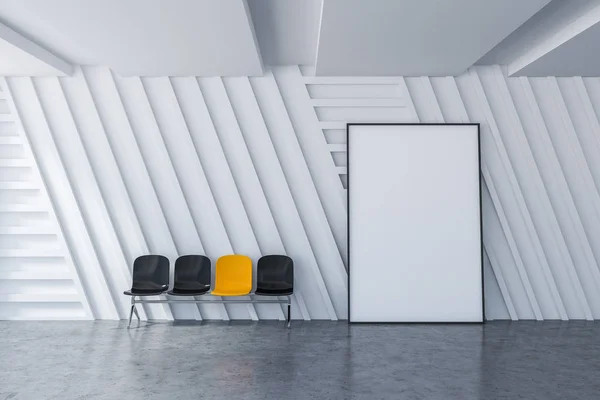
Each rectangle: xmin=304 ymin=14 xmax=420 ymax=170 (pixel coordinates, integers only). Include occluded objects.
xmin=174 ymin=255 xmax=211 ymax=288
xmin=132 ymin=255 xmax=170 ymax=289
xmin=214 ymin=255 xmax=252 ymax=292
xmin=257 ymin=255 xmax=293 ymax=287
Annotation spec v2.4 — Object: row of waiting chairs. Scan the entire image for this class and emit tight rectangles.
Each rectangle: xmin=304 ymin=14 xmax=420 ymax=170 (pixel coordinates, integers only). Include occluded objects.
xmin=123 ymin=254 xmax=294 ymax=327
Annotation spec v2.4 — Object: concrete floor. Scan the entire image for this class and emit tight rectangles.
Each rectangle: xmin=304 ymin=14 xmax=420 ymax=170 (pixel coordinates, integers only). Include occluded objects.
xmin=1 ymin=321 xmax=599 ymax=400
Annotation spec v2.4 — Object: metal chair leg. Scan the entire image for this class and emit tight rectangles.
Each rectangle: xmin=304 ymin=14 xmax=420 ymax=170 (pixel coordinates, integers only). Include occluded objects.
xmin=133 ymin=305 xmax=140 ymax=320
xmin=128 ymin=307 xmax=134 ymax=328
xmin=128 ymin=296 xmax=136 ymax=328
xmin=287 ymin=297 xmax=291 ymax=328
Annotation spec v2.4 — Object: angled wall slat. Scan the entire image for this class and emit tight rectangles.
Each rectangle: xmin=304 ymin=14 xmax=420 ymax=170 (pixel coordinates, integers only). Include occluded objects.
xmin=31 ymin=76 xmax=135 ymax=319
xmin=82 ymin=67 xmax=176 ymax=320
xmin=250 ymin=71 xmax=339 ymax=320
xmin=479 ymin=67 xmax=591 ymax=319
xmin=199 ymin=76 xmax=287 ymax=320
xmin=459 ymin=70 xmax=565 ymax=319
xmin=530 ymin=77 xmax=600 ymax=316
xmin=483 ymin=164 xmax=543 ymax=320
xmin=111 ymin=74 xmax=201 ymax=321
xmin=276 ymin=66 xmax=349 ymax=268
xmin=507 ymin=76 xmax=600 ymax=318
xmin=169 ymin=76 xmax=261 ymax=320
xmin=146 ymin=76 xmax=256 ymax=320
xmin=560 ymin=78 xmax=600 ymax=273
xmin=0 ymin=77 xmax=92 ymax=320
xmin=197 ymin=76 xmax=293 ymax=320
xmin=222 ymin=76 xmax=309 ymax=320
xmin=404 ymin=77 xmax=444 ymax=123
xmin=484 ymin=245 xmax=517 ymax=321
xmin=5 ymin=77 xmax=115 ymax=320
xmin=58 ymin=68 xmax=161 ymax=320
xmin=266 ymin=69 xmax=348 ymax=318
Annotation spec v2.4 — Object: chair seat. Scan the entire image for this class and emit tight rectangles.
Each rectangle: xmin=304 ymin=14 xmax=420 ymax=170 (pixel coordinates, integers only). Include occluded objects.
xmin=255 ymin=288 xmax=293 ymax=296
xmin=255 ymin=281 xmax=293 ymax=296
xmin=175 ymin=282 xmax=209 ymax=291
xmin=167 ymin=286 xmax=210 ymax=296
xmin=133 ymin=281 xmax=168 ymax=290
xmin=124 ymin=286 xmax=168 ymax=296
xmin=212 ymin=285 xmax=251 ymax=296
xmin=258 ymin=281 xmax=292 ymax=290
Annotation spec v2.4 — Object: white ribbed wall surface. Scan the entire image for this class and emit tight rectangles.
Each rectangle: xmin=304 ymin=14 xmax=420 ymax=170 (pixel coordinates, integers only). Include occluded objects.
xmin=3 ymin=65 xmax=600 ymax=320
xmin=0 ymin=80 xmax=92 ymax=320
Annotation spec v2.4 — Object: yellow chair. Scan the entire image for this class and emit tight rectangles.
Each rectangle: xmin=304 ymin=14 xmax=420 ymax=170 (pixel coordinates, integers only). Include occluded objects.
xmin=212 ymin=255 xmax=252 ymax=296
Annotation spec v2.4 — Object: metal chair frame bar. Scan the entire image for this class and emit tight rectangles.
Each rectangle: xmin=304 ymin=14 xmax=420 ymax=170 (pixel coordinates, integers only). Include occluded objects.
xmin=128 ymin=295 xmax=292 ymax=328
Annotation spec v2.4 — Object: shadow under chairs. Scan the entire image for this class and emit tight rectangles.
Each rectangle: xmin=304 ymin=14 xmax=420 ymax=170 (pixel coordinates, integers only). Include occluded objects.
xmin=123 ymin=255 xmax=170 ymax=327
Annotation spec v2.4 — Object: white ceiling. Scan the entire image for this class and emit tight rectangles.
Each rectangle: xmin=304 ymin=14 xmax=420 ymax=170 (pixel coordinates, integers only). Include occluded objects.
xmin=0 ymin=0 xmax=263 ymax=76
xmin=478 ymin=0 xmax=600 ymax=76
xmin=0 ymin=0 xmax=599 ymax=77
xmin=514 ymin=20 xmax=600 ymax=77
xmin=315 ymin=0 xmax=551 ymax=76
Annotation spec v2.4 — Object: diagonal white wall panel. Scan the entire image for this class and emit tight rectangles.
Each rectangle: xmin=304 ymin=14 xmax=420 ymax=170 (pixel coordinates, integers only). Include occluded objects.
xmin=250 ymin=70 xmax=341 ymax=319
xmin=58 ymin=68 xmax=165 ymax=320
xmin=273 ymin=66 xmax=348 ymax=269
xmin=112 ymin=74 xmax=201 ymax=321
xmin=31 ymin=77 xmax=135 ymax=319
xmin=509 ymin=77 xmax=600 ymax=318
xmin=145 ymin=77 xmax=239 ymax=320
xmin=6 ymin=65 xmax=600 ymax=320
xmin=481 ymin=69 xmax=593 ymax=319
xmin=221 ymin=76 xmax=307 ymax=320
xmin=0 ymin=78 xmax=91 ymax=320
xmin=5 ymin=77 xmax=115 ymax=319
xmin=273 ymin=67 xmax=348 ymax=318
xmin=169 ymin=76 xmax=255 ymax=320
xmin=82 ymin=67 xmax=180 ymax=320
xmin=461 ymin=72 xmax=567 ymax=320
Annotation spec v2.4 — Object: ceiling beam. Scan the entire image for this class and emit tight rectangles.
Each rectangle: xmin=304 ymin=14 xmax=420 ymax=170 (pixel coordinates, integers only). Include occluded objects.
xmin=241 ymin=0 xmax=264 ymax=74
xmin=315 ymin=0 xmax=550 ymax=76
xmin=508 ymin=3 xmax=600 ymax=76
xmin=0 ymin=21 xmax=72 ymax=76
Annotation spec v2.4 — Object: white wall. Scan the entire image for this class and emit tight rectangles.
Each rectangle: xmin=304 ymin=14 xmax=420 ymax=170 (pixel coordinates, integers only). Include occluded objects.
xmin=0 ymin=80 xmax=92 ymax=319
xmin=2 ymin=65 xmax=600 ymax=320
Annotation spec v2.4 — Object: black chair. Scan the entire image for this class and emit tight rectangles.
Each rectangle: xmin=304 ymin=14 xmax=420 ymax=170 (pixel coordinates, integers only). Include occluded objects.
xmin=255 ymin=255 xmax=294 ymax=326
xmin=123 ymin=255 xmax=169 ymax=327
xmin=167 ymin=255 xmax=211 ymax=296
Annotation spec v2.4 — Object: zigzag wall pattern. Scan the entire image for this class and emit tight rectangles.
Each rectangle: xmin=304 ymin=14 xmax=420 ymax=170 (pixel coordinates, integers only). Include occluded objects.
xmin=1 ymin=65 xmax=600 ymax=320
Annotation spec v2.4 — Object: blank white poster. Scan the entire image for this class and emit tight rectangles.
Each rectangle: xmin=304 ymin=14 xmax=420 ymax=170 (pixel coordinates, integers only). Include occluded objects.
xmin=348 ymin=124 xmax=482 ymax=322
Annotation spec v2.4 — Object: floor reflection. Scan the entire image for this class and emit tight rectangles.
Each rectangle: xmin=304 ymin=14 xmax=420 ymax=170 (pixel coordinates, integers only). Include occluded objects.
xmin=1 ymin=321 xmax=598 ymax=399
